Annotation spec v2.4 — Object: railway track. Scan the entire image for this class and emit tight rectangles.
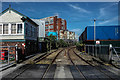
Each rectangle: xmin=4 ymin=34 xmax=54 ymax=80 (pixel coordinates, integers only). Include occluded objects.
xmin=2 ymin=47 xmax=120 ymax=80
xmin=41 ymin=49 xmax=64 ymax=79
xmin=68 ymin=47 xmax=120 ymax=80
xmin=67 ymin=48 xmax=86 ymax=80
xmin=1 ymin=49 xmax=64 ymax=80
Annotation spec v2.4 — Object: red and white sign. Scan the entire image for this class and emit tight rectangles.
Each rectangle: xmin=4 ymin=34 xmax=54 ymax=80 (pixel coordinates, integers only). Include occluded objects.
xmin=22 ymin=43 xmax=25 ymax=47
xmin=96 ymin=41 xmax=100 ymax=44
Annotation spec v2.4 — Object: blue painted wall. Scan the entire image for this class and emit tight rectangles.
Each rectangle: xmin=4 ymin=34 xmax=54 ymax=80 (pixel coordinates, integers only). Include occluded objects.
xmin=87 ymin=26 xmax=120 ymax=40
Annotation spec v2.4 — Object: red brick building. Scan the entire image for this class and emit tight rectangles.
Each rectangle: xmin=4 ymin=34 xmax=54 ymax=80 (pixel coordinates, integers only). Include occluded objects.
xmin=40 ymin=16 xmax=67 ymax=39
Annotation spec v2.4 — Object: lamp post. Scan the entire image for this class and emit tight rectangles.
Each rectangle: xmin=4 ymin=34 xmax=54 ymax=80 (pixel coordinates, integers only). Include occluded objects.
xmin=94 ymin=19 xmax=96 ymax=41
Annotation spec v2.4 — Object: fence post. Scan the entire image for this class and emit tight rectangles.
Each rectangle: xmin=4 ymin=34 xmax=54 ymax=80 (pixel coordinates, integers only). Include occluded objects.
xmin=96 ymin=45 xmax=97 ymax=57
xmin=93 ymin=46 xmax=94 ymax=56
xmin=99 ymin=45 xmax=101 ymax=59
xmin=8 ymin=46 xmax=10 ymax=64
xmin=15 ymin=44 xmax=18 ymax=63
xmin=88 ymin=46 xmax=89 ymax=55
xmin=85 ymin=45 xmax=86 ymax=54
xmin=109 ymin=44 xmax=112 ymax=63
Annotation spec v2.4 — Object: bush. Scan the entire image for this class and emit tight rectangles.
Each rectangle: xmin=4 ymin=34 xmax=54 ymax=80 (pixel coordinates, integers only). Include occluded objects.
xmin=76 ymin=42 xmax=85 ymax=52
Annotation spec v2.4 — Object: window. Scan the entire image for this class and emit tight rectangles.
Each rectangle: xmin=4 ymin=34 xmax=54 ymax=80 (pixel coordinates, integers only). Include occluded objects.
xmin=0 ymin=25 xmax=2 ymax=34
xmin=45 ymin=26 xmax=48 ymax=29
xmin=28 ymin=25 xmax=31 ymax=36
xmin=3 ymin=24 xmax=8 ymax=34
xmin=30 ymin=26 xmax=32 ymax=36
xmin=62 ymin=20 xmax=65 ymax=25
xmin=31 ymin=26 xmax=34 ymax=37
xmin=50 ymin=25 xmax=53 ymax=29
xmin=11 ymin=24 xmax=16 ymax=34
xmin=32 ymin=27 xmax=35 ymax=37
xmin=45 ymin=21 xmax=49 ymax=25
xmin=25 ymin=23 xmax=28 ymax=35
xmin=45 ymin=31 xmax=48 ymax=35
xmin=50 ymin=19 xmax=53 ymax=24
xmin=17 ymin=24 xmax=22 ymax=34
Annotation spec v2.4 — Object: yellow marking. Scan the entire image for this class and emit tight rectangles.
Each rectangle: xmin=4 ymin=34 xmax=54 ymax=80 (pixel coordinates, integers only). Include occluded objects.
xmin=104 ymin=63 xmax=110 ymax=66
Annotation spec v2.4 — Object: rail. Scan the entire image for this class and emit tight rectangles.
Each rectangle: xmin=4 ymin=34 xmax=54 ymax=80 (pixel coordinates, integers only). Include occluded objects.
xmin=67 ymin=48 xmax=86 ymax=79
xmin=78 ymin=44 xmax=120 ymax=63
xmin=73 ymin=49 xmax=119 ymax=79
xmin=6 ymin=49 xmax=60 ymax=80
xmin=41 ymin=49 xmax=64 ymax=79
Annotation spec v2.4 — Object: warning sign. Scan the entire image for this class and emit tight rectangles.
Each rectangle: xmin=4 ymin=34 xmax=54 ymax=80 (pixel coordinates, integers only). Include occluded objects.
xmin=96 ymin=41 xmax=100 ymax=45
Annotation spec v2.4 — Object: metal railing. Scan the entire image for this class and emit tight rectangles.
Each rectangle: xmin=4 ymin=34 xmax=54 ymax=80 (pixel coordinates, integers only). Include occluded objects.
xmin=112 ymin=47 xmax=120 ymax=64
xmin=85 ymin=45 xmax=110 ymax=62
xmin=0 ymin=46 xmax=18 ymax=68
xmin=77 ymin=44 xmax=119 ymax=63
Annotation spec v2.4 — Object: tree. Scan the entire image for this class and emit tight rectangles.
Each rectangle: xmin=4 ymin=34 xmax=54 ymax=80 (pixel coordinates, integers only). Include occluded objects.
xmin=47 ymin=34 xmax=57 ymax=49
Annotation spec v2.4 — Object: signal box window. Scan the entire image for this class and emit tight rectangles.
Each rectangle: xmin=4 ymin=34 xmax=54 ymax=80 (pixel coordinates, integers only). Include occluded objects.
xmin=0 ymin=25 xmax=2 ymax=34
xmin=3 ymin=24 xmax=8 ymax=34
xmin=17 ymin=24 xmax=22 ymax=34
xmin=11 ymin=24 xmax=16 ymax=34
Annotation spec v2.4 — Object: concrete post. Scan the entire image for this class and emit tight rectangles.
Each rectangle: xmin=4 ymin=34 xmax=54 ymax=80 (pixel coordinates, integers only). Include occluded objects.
xmin=109 ymin=44 xmax=112 ymax=63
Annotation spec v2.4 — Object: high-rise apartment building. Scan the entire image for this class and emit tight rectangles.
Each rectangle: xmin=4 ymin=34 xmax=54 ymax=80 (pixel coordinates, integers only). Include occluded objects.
xmin=40 ymin=16 xmax=67 ymax=39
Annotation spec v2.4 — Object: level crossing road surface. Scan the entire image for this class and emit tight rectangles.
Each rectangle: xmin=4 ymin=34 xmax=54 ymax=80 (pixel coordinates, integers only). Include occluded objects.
xmin=1 ymin=47 xmax=120 ymax=80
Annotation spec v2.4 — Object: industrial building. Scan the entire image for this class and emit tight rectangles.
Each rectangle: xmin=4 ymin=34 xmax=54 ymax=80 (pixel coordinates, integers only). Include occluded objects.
xmin=79 ymin=26 xmax=120 ymax=46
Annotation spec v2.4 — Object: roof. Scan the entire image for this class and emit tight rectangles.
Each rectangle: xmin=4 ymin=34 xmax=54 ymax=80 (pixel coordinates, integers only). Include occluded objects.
xmin=0 ymin=6 xmax=38 ymax=26
xmin=87 ymin=25 xmax=120 ymax=27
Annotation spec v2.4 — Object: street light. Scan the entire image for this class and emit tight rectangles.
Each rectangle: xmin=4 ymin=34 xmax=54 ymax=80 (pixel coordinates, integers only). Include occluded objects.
xmin=93 ymin=19 xmax=104 ymax=42
xmin=94 ymin=19 xmax=96 ymax=41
